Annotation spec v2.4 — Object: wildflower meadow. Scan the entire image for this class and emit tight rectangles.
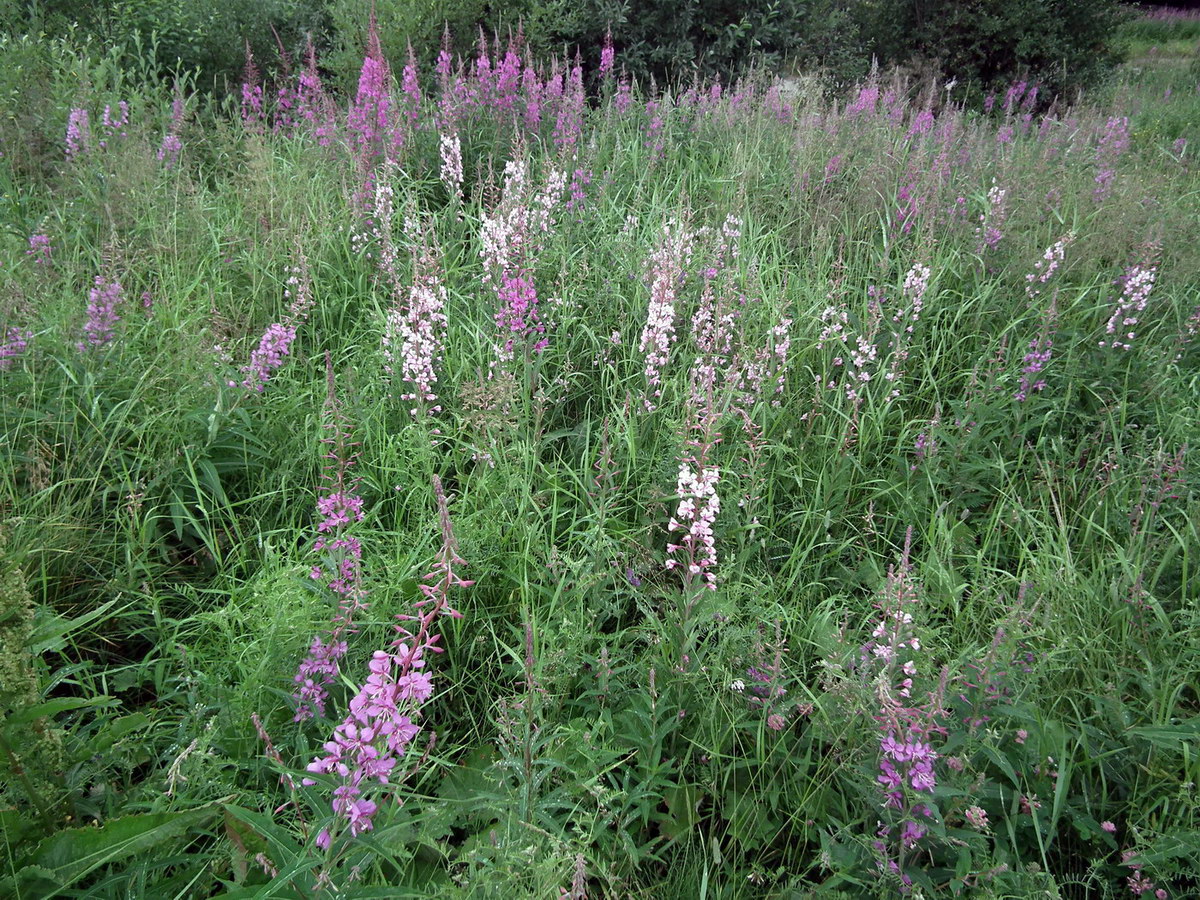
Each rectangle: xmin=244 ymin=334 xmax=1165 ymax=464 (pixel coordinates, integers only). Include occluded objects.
xmin=1 ymin=6 xmax=1199 ymax=898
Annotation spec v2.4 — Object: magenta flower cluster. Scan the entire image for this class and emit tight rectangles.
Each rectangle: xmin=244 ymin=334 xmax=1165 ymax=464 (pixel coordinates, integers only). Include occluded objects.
xmin=665 ymin=462 xmax=720 ymax=591
xmin=818 ymin=262 xmax=928 ymax=411
xmin=157 ymin=91 xmax=186 ymax=168
xmin=236 ymin=255 xmax=314 ymax=392
xmin=80 ymin=276 xmax=124 ymax=350
xmin=1123 ymin=849 xmax=1168 ymax=898
xmin=599 ymin=30 xmax=615 ymax=83
xmin=977 ymin=182 xmax=1008 ymax=252
xmin=438 ymin=130 xmax=464 ymax=203
xmin=98 ymin=101 xmax=130 ymax=148
xmin=478 ymin=156 xmax=566 ymax=366
xmin=494 ymin=269 xmax=547 ymax=357
xmin=861 ymin=533 xmax=947 ymax=891
xmin=401 ymin=44 xmax=421 ymax=121
xmin=1009 ymin=238 xmax=1071 ymax=400
xmin=348 ymin=28 xmax=393 ymax=161
xmin=304 ymin=475 xmax=469 ymax=847
xmin=304 ymin=648 xmax=426 ymax=844
xmin=1025 ymin=236 xmax=1071 ymax=299
xmin=1094 ymin=116 xmax=1131 ymax=201
xmin=820 ymin=301 xmax=872 ymax=407
xmin=238 ymin=323 xmax=298 ymax=391
xmin=1 ymin=327 xmax=31 ymax=370
xmin=297 ymin=39 xmax=335 ymax=146
xmin=1015 ymin=295 xmax=1058 ymax=402
xmin=26 ymin=233 xmax=52 ymax=266
xmin=662 ymin=221 xmax=753 ymax=599
xmin=66 ymin=108 xmax=90 ymax=160
xmin=732 ymin=315 xmax=792 ymax=410
xmin=294 ymin=359 xmax=367 ymax=722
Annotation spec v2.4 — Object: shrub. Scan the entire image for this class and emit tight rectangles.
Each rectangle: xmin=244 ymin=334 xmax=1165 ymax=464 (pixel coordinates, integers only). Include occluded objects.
xmin=26 ymin=0 xmax=326 ymax=92
xmin=522 ymin=0 xmax=867 ymax=88
xmin=856 ymin=0 xmax=1128 ymax=101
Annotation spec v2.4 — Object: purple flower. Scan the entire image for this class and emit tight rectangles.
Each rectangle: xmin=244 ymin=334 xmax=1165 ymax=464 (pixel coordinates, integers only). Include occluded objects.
xmin=438 ymin=129 xmax=463 ymax=203
xmin=401 ymin=43 xmax=421 ymax=121
xmin=304 ymin=475 xmax=470 ymax=845
xmin=1015 ymin=334 xmax=1053 ymax=401
xmin=494 ymin=269 xmax=546 ymax=356
xmin=348 ymin=21 xmax=393 ymax=163
xmin=239 ymin=322 xmax=297 ymax=391
xmin=615 ymin=78 xmax=632 ymax=115
xmin=100 ymin=100 xmax=129 ymax=146
xmin=236 ymin=253 xmax=313 ymax=392
xmin=599 ymin=30 xmax=615 ymax=83
xmin=552 ymin=58 xmax=585 ymax=153
xmin=900 ymin=820 xmax=926 ymax=849
xmin=26 ymin=233 xmax=52 ymax=266
xmin=639 ymin=219 xmax=693 ymax=408
xmin=494 ymin=44 xmax=521 ymax=115
xmin=977 ymin=182 xmax=1008 ymax=252
xmin=847 ymin=83 xmax=879 ymax=117
xmin=157 ymin=133 xmax=182 ymax=168
xmin=382 ymin=219 xmax=449 ymax=418
xmin=665 ymin=462 xmax=720 ymax=590
xmin=80 ymin=276 xmax=124 ymax=349
xmin=297 ymin=37 xmax=335 ymax=146
xmin=293 ymin=358 xmax=367 ymax=721
xmin=316 ymin=491 xmax=365 ymax=532
xmin=1 ymin=327 xmax=32 ymax=370
xmin=1100 ymin=263 xmax=1156 ymax=351
xmin=241 ymin=43 xmax=264 ymax=131
xmin=66 ymin=108 xmax=90 ymax=160
xmin=1093 ymin=116 xmax=1130 ymax=201
xmin=907 ymin=109 xmax=934 ymax=138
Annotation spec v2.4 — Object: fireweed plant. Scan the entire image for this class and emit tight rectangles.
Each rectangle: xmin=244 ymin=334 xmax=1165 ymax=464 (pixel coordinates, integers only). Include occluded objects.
xmin=302 ymin=473 xmax=469 ymax=852
xmin=1 ymin=10 xmax=1199 ymax=897
xmin=292 ymin=355 xmax=369 ymax=723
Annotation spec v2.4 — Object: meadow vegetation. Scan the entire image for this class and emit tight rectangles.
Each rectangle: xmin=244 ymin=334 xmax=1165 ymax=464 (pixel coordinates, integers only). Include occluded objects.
xmin=1 ymin=4 xmax=1199 ymax=898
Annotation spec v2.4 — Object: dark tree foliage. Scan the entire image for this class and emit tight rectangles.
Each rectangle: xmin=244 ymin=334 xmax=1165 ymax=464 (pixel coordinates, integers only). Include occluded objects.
xmin=527 ymin=0 xmax=868 ymax=88
xmin=8 ymin=0 xmax=328 ymax=90
xmin=3 ymin=0 xmax=1129 ymax=102
xmin=855 ymin=0 xmax=1128 ymax=101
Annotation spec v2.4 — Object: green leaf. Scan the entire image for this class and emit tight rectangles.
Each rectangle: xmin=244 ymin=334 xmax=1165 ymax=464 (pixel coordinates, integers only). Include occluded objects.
xmin=977 ymin=741 xmax=1020 ymax=787
xmin=221 ymin=803 xmax=307 ymax=862
xmin=654 ymin=782 xmax=704 ymax=842
xmin=31 ymin=600 xmax=124 ymax=654
xmin=2 ymin=695 xmax=116 ymax=728
xmin=0 ymin=806 xmax=44 ymax=847
xmin=89 ymin=712 xmax=151 ymax=757
xmin=14 ymin=805 xmax=218 ymax=891
xmin=1128 ymin=719 xmax=1200 ymax=749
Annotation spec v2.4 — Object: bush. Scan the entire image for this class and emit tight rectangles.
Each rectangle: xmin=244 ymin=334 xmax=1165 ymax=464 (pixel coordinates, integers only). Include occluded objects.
xmin=24 ymin=0 xmax=326 ymax=92
xmin=856 ymin=0 xmax=1128 ymax=101
xmin=523 ymin=0 xmax=867 ymax=88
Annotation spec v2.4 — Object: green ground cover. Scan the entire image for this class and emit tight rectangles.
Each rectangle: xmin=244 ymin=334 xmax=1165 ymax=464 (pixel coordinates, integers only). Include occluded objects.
xmin=1 ymin=11 xmax=1199 ymax=898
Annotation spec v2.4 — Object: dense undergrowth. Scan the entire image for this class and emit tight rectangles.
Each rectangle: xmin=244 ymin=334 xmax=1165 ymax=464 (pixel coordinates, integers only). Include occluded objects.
xmin=1 ymin=10 xmax=1199 ymax=899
